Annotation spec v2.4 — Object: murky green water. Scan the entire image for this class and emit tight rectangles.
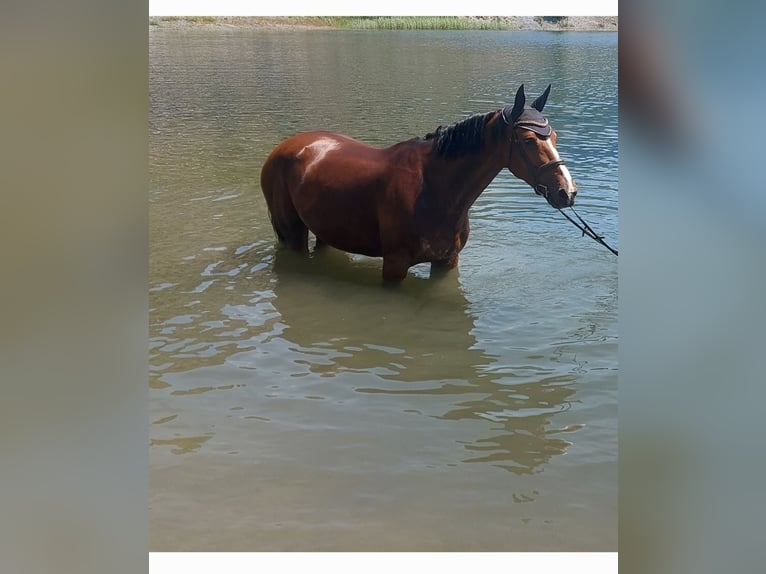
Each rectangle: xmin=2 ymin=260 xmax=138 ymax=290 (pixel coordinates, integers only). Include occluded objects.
xmin=149 ymin=28 xmax=617 ymax=551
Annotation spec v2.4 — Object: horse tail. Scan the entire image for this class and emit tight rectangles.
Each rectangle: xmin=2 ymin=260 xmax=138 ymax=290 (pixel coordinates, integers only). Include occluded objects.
xmin=260 ymin=150 xmax=308 ymax=251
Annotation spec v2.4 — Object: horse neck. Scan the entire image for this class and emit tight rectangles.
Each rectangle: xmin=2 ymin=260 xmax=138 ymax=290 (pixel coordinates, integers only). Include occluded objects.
xmin=422 ymin=138 xmax=508 ymax=223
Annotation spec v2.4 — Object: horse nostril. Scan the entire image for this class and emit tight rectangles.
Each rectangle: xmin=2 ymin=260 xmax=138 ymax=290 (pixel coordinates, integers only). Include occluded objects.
xmin=555 ymin=188 xmax=575 ymax=207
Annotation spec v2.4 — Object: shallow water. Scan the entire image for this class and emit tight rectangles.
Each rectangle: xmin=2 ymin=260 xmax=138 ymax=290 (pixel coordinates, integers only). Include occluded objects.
xmin=149 ymin=28 xmax=618 ymax=551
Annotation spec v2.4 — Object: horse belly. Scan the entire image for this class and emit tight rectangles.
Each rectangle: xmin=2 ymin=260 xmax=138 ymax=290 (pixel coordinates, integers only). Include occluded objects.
xmin=292 ymin=180 xmax=384 ymax=257
xmin=318 ymin=224 xmax=383 ymax=257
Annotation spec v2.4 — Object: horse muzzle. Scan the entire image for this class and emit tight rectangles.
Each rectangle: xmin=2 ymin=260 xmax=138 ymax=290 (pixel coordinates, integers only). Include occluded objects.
xmin=536 ymin=182 xmax=577 ymax=209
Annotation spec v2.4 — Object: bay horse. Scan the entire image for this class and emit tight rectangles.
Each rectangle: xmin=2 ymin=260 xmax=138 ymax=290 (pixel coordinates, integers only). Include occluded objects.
xmin=260 ymin=84 xmax=576 ymax=283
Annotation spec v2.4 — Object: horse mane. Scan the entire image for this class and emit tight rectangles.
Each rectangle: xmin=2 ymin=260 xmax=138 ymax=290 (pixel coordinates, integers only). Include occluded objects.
xmin=423 ymin=110 xmax=505 ymax=158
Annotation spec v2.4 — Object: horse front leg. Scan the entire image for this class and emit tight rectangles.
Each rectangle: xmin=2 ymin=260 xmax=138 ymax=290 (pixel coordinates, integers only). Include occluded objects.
xmin=430 ymin=220 xmax=469 ymax=277
xmin=382 ymin=250 xmax=411 ymax=284
xmin=430 ymin=254 xmax=460 ymax=276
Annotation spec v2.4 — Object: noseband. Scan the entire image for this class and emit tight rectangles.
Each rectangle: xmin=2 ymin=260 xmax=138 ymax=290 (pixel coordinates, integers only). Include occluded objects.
xmin=501 ymin=111 xmax=566 ymax=198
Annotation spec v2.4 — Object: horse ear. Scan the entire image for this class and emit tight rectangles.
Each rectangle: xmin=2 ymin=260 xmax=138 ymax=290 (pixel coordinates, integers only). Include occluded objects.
xmin=531 ymin=84 xmax=551 ymax=112
xmin=510 ymin=84 xmax=526 ymax=122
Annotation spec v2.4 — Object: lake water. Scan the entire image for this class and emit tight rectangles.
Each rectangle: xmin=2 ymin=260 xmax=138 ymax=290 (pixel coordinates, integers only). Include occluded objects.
xmin=149 ymin=28 xmax=618 ymax=551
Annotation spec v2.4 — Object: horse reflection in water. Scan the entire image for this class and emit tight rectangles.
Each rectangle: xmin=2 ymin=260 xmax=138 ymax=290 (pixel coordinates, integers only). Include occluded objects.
xmin=261 ymin=84 xmax=576 ymax=283
xmin=269 ymin=248 xmax=579 ymax=475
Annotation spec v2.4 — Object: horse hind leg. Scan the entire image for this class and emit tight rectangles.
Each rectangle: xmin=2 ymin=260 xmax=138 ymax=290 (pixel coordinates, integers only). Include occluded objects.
xmin=269 ymin=207 xmax=308 ymax=253
xmin=261 ymin=160 xmax=309 ymax=253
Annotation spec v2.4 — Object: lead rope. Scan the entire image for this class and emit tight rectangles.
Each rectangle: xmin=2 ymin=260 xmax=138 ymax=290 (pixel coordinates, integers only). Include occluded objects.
xmin=558 ymin=207 xmax=618 ymax=256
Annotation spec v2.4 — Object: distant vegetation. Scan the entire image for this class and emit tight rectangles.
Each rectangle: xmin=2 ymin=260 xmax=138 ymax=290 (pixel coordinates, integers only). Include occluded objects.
xmin=152 ymin=16 xmax=217 ymax=24
xmin=320 ymin=17 xmax=517 ymax=30
xmin=149 ymin=16 xmax=617 ymax=32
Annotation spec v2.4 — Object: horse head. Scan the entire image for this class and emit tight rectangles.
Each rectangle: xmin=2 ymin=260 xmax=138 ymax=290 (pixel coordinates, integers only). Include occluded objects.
xmin=502 ymin=84 xmax=577 ymax=209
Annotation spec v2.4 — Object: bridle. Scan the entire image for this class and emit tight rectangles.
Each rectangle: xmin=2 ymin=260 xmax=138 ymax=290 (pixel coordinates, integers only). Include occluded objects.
xmin=501 ymin=110 xmax=567 ymax=198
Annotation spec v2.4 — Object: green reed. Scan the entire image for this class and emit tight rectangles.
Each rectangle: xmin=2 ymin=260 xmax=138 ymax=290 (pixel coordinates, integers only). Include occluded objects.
xmin=321 ymin=17 xmax=517 ymax=30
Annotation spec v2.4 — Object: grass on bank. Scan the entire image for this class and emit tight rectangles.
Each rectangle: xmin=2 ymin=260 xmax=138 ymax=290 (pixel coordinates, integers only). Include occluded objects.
xmin=149 ymin=16 xmax=331 ymax=27
xmin=320 ymin=16 xmax=526 ymax=30
xmin=152 ymin=16 xmax=217 ymax=24
xmin=148 ymin=16 xmax=584 ymax=31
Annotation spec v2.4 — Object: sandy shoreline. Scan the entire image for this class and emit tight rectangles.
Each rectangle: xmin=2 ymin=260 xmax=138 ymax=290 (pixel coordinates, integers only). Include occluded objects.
xmin=149 ymin=16 xmax=618 ymax=32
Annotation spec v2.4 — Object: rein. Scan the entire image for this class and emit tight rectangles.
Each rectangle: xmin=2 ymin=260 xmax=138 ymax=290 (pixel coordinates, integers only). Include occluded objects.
xmin=559 ymin=207 xmax=618 ymax=256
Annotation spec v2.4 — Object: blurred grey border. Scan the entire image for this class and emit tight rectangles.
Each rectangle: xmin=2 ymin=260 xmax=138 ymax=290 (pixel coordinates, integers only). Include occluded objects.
xmin=620 ymin=2 xmax=765 ymax=573
xmin=2 ymin=1 xmax=765 ymax=572
xmin=1 ymin=1 xmax=148 ymax=573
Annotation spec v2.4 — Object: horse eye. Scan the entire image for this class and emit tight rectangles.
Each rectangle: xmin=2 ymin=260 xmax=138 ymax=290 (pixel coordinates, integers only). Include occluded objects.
xmin=524 ymin=138 xmax=536 ymax=146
